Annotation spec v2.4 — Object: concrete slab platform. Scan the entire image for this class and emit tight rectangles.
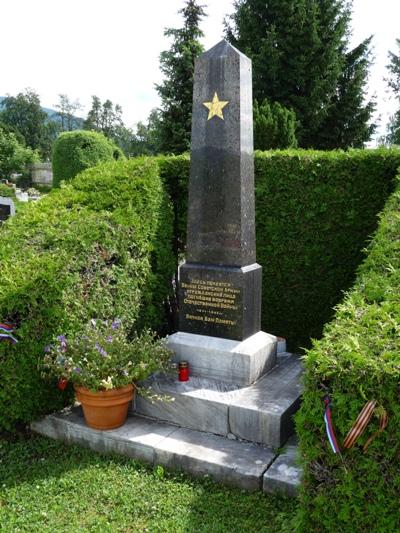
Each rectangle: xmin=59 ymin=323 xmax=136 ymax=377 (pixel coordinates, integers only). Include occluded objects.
xmin=31 ymin=409 xmax=176 ymax=464
xmin=166 ymin=331 xmax=277 ymax=386
xmin=229 ymin=354 xmax=303 ymax=448
xmin=31 ymin=410 xmax=275 ymax=491
xmin=263 ymin=436 xmax=302 ymax=496
xmin=135 ymin=375 xmax=241 ymax=436
xmin=135 ymin=354 xmax=302 ymax=448
xmin=154 ymin=426 xmax=275 ymax=491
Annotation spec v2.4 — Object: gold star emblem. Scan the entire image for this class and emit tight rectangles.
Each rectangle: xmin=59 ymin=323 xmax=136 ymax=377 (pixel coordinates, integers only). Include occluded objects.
xmin=203 ymin=92 xmax=229 ymax=121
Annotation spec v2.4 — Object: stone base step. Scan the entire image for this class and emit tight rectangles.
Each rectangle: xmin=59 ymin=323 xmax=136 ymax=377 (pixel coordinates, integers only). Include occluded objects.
xmin=31 ymin=409 xmax=301 ymax=494
xmin=263 ymin=435 xmax=302 ymax=496
xmin=135 ymin=353 xmax=302 ymax=448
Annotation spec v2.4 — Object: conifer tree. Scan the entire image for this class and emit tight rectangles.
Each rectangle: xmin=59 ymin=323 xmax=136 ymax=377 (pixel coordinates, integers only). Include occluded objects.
xmin=253 ymin=99 xmax=297 ymax=150
xmin=156 ymin=0 xmax=206 ymax=154
xmin=385 ymin=38 xmax=400 ymax=145
xmin=225 ymin=0 xmax=375 ymax=148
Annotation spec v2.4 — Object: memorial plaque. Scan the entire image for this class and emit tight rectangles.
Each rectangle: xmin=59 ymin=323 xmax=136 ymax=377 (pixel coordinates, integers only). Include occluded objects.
xmin=179 ymin=41 xmax=262 ymax=341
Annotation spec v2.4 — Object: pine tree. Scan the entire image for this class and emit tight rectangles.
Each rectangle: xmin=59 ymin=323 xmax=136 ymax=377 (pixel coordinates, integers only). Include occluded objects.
xmin=156 ymin=0 xmax=206 ymax=154
xmin=385 ymin=38 xmax=400 ymax=145
xmin=225 ymin=0 xmax=375 ymax=148
xmin=314 ymin=39 xmax=376 ymax=148
xmin=84 ymin=96 xmax=124 ymax=140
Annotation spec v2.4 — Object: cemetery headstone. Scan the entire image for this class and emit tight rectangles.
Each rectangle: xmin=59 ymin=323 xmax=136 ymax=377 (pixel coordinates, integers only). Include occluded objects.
xmin=168 ymin=41 xmax=277 ymax=386
xmin=0 ymin=197 xmax=15 ymax=223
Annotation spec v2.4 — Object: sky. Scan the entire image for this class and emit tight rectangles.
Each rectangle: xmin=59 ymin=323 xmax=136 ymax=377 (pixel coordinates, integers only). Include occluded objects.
xmin=1 ymin=0 xmax=399 ymax=141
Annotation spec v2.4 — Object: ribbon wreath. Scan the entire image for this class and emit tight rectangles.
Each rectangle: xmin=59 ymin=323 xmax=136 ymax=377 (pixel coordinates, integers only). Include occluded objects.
xmin=324 ymin=396 xmax=388 ymax=453
xmin=0 ymin=323 xmax=18 ymax=344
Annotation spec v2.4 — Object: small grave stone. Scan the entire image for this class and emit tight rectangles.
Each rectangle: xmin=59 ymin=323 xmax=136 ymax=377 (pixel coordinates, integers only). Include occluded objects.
xmin=0 ymin=197 xmax=15 ymax=223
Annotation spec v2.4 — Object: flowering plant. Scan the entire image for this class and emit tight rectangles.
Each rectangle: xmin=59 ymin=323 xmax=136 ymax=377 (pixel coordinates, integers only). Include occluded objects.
xmin=42 ymin=319 xmax=172 ymax=392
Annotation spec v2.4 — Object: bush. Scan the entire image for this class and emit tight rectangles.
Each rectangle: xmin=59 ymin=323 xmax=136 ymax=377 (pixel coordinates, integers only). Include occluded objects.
xmin=295 ymin=172 xmax=400 ymax=532
xmin=253 ymin=99 xmax=297 ymax=150
xmin=158 ymin=149 xmax=400 ymax=350
xmin=0 ymin=158 xmax=175 ymax=431
xmin=0 ymin=183 xmax=15 ymax=198
xmin=52 ymin=130 xmax=124 ymax=187
xmin=0 ymin=126 xmax=39 ymax=180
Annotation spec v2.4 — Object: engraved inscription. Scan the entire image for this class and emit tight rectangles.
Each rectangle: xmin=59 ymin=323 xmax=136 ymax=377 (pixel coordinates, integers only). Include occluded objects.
xmin=181 ymin=279 xmax=241 ymax=326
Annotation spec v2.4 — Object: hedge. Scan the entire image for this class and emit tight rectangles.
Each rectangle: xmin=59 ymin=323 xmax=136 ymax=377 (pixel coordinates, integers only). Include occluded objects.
xmin=0 ymin=158 xmax=174 ymax=431
xmin=158 ymin=149 xmax=400 ymax=350
xmin=52 ymin=130 xmax=124 ymax=187
xmin=295 ymin=172 xmax=400 ymax=532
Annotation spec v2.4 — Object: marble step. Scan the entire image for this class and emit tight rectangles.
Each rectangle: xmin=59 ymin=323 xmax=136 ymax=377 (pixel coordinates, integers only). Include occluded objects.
xmin=134 ymin=353 xmax=302 ymax=448
xmin=263 ymin=435 xmax=302 ymax=497
xmin=32 ymin=409 xmax=277 ymax=492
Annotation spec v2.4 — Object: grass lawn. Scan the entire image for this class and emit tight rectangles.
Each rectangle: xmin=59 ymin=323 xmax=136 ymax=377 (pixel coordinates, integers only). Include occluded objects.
xmin=0 ymin=433 xmax=298 ymax=532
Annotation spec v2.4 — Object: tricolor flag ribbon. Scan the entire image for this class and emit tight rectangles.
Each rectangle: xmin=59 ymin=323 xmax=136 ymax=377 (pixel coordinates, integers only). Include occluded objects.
xmin=343 ymin=400 xmax=376 ymax=449
xmin=0 ymin=323 xmax=18 ymax=344
xmin=0 ymin=323 xmax=14 ymax=333
xmin=0 ymin=333 xmax=18 ymax=344
xmin=323 ymin=396 xmax=341 ymax=454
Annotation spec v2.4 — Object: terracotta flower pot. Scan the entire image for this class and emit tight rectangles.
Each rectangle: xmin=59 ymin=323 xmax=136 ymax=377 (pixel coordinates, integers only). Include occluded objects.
xmin=74 ymin=384 xmax=135 ymax=430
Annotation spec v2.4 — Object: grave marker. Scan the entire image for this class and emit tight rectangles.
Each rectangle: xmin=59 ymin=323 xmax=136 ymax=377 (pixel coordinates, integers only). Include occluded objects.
xmin=0 ymin=197 xmax=15 ymax=223
xmin=168 ymin=41 xmax=277 ymax=386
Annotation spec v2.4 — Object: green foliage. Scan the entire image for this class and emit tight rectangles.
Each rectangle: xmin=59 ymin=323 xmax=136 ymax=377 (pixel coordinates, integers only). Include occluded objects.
xmin=387 ymin=38 xmax=400 ymax=95
xmin=0 ymin=435 xmax=297 ymax=532
xmin=156 ymin=0 xmax=206 ymax=154
xmin=0 ymin=183 xmax=15 ymax=197
xmin=83 ymin=96 xmax=124 ymax=139
xmin=386 ymin=109 xmax=400 ymax=146
xmin=53 ymin=94 xmax=83 ymax=132
xmin=0 ymin=126 xmax=39 ymax=180
xmin=385 ymin=39 xmax=400 ymax=146
xmin=129 ymin=109 xmax=163 ymax=157
xmin=0 ymin=158 xmax=175 ymax=431
xmin=52 ymin=130 xmax=124 ymax=186
xmin=296 ymin=172 xmax=400 ymax=532
xmin=0 ymin=89 xmax=55 ymax=159
xmin=253 ymin=99 xmax=297 ymax=150
xmin=225 ymin=0 xmax=375 ymax=148
xmin=42 ymin=320 xmax=172 ymax=391
xmin=315 ymin=38 xmax=377 ymax=149
xmin=158 ymin=149 xmax=400 ymax=350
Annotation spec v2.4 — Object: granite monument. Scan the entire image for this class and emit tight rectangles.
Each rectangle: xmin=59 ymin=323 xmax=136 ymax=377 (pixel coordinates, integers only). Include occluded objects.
xmin=168 ymin=40 xmax=277 ymax=386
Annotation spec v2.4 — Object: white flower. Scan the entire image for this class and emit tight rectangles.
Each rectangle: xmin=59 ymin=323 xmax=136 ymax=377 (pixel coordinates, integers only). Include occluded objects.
xmin=100 ymin=376 xmax=114 ymax=390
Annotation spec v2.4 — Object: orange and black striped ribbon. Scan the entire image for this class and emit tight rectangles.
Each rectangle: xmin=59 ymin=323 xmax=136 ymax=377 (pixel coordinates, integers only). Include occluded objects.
xmin=343 ymin=400 xmax=377 ymax=449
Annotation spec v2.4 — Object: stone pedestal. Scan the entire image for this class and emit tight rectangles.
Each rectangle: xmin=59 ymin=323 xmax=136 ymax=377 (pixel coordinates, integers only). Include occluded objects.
xmin=167 ymin=331 xmax=277 ymax=387
xmin=179 ymin=262 xmax=262 ymax=341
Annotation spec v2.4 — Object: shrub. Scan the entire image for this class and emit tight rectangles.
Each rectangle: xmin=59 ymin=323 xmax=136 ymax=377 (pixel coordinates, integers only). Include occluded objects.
xmin=0 ymin=183 xmax=15 ymax=198
xmin=0 ymin=126 xmax=39 ymax=180
xmin=52 ymin=130 xmax=124 ymax=187
xmin=295 ymin=172 xmax=400 ymax=532
xmin=0 ymin=158 xmax=174 ymax=431
xmin=158 ymin=149 xmax=400 ymax=350
xmin=253 ymin=99 xmax=297 ymax=150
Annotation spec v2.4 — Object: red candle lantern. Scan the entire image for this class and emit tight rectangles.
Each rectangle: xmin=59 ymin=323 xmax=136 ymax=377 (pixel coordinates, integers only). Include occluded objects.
xmin=57 ymin=377 xmax=69 ymax=391
xmin=178 ymin=361 xmax=189 ymax=382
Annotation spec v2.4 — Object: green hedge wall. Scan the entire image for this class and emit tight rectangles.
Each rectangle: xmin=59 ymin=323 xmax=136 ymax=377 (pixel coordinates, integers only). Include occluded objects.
xmin=52 ymin=130 xmax=124 ymax=187
xmin=295 ymin=173 xmax=400 ymax=532
xmin=0 ymin=158 xmax=174 ymax=431
xmin=158 ymin=149 xmax=400 ymax=350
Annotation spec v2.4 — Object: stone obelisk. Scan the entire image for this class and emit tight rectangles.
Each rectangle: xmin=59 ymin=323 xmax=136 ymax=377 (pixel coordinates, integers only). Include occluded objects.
xmin=168 ymin=41 xmax=277 ymax=386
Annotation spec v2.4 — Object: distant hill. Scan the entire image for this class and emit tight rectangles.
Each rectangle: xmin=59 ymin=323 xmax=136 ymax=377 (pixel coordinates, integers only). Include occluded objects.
xmin=0 ymin=96 xmax=84 ymax=129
